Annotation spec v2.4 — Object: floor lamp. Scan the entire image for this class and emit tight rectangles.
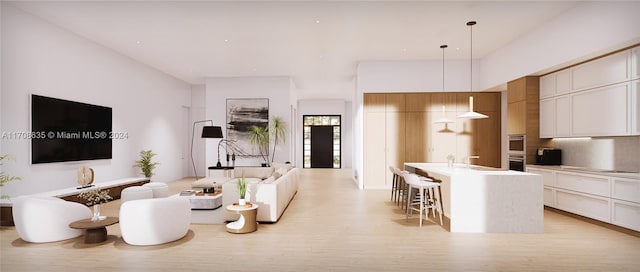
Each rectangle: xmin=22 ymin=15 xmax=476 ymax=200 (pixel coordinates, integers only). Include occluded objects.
xmin=191 ymin=120 xmax=223 ymax=180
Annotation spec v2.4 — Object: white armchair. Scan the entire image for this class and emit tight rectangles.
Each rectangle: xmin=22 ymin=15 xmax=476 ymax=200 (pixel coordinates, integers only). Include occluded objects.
xmin=119 ymin=196 xmax=191 ymax=246
xmin=12 ymin=196 xmax=92 ymax=243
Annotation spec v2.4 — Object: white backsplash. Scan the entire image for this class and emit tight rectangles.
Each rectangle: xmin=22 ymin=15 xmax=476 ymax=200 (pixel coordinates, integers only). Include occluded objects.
xmin=553 ymin=137 xmax=640 ymax=172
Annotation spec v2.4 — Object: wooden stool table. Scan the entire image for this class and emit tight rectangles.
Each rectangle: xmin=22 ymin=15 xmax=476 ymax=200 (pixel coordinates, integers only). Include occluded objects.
xmin=69 ymin=217 xmax=119 ymax=243
xmin=225 ymin=203 xmax=258 ymax=234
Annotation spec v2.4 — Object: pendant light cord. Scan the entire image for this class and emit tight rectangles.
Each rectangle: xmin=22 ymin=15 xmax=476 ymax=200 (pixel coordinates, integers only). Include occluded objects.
xmin=467 ymin=21 xmax=475 ymax=93
xmin=440 ymin=44 xmax=447 ymax=91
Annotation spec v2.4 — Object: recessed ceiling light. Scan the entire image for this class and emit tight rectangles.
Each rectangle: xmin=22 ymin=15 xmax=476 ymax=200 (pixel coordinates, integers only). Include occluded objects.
xmin=456 ymin=47 xmax=460 ymax=50
xmin=224 ymin=39 xmax=229 ymax=42
xmin=315 ymin=20 xmax=321 ymax=24
xmin=136 ymin=41 xmax=141 ymax=45
xmin=402 ymin=48 xmax=407 ymax=52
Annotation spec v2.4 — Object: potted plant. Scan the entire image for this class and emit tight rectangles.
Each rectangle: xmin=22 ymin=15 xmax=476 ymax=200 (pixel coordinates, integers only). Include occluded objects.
xmin=237 ymin=172 xmax=247 ymax=206
xmin=78 ymin=188 xmax=113 ymax=222
xmin=0 ymin=154 xmax=21 ymax=200
xmin=269 ymin=116 xmax=287 ymax=164
xmin=247 ymin=116 xmax=287 ymax=167
xmin=247 ymin=126 xmax=270 ymax=166
xmin=134 ymin=150 xmax=159 ymax=179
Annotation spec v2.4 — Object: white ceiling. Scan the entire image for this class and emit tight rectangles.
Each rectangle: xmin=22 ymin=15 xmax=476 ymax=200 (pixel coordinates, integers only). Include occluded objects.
xmin=8 ymin=1 xmax=580 ymax=100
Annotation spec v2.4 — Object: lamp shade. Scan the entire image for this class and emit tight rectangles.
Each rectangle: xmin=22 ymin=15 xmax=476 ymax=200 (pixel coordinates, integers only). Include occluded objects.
xmin=201 ymin=126 xmax=223 ymax=138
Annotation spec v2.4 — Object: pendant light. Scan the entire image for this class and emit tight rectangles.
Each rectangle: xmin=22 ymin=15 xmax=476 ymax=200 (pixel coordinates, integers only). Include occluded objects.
xmin=434 ymin=44 xmax=454 ymax=124
xmin=457 ymin=21 xmax=488 ymax=119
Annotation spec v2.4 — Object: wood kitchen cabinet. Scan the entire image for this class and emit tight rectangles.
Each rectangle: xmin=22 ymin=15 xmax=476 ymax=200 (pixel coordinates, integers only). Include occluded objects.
xmin=507 ymin=76 xmax=549 ymax=163
xmin=363 ymin=91 xmax=501 ymax=189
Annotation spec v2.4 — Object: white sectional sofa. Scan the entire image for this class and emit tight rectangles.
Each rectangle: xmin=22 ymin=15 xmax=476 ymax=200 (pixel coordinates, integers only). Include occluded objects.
xmin=222 ymin=164 xmax=299 ymax=223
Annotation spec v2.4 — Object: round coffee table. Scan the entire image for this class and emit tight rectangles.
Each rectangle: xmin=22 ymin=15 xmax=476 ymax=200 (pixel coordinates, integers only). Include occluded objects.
xmin=69 ymin=217 xmax=119 ymax=243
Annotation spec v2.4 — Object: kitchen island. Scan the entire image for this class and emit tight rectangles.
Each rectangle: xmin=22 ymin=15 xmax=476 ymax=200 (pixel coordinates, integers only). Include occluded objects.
xmin=404 ymin=163 xmax=543 ymax=233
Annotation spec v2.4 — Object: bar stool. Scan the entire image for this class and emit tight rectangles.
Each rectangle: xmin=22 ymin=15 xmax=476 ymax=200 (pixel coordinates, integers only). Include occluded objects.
xmin=402 ymin=172 xmax=444 ymax=227
xmin=389 ymin=166 xmax=398 ymax=202
xmin=393 ymin=168 xmax=409 ymax=209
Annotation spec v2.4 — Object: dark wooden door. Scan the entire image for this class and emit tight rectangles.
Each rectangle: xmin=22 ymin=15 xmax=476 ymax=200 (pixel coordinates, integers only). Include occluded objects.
xmin=311 ymin=126 xmax=333 ymax=168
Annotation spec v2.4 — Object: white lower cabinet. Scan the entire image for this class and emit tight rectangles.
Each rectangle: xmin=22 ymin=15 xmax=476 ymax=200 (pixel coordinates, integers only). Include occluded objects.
xmin=611 ymin=200 xmax=640 ymax=231
xmin=612 ymin=177 xmax=640 ymax=203
xmin=556 ymin=189 xmax=611 ymax=223
xmin=529 ymin=167 xmax=639 ymax=231
xmin=555 ymin=172 xmax=610 ymax=198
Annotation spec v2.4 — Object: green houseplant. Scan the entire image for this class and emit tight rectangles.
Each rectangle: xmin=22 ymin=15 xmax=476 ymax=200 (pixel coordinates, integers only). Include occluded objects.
xmin=134 ymin=150 xmax=159 ymax=178
xmin=247 ymin=116 xmax=287 ymax=166
xmin=247 ymin=125 xmax=270 ymax=166
xmin=237 ymin=171 xmax=247 ymax=205
xmin=0 ymin=154 xmax=21 ymax=200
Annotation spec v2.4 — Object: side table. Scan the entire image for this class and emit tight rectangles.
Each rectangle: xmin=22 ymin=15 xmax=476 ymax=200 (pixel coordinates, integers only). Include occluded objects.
xmin=208 ymin=166 xmax=234 ymax=178
xmin=69 ymin=217 xmax=119 ymax=243
xmin=225 ymin=203 xmax=258 ymax=234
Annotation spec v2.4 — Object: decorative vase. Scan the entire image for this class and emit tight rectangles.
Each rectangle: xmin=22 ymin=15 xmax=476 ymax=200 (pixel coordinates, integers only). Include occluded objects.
xmin=238 ymin=198 xmax=246 ymax=206
xmin=91 ymin=204 xmax=106 ymax=222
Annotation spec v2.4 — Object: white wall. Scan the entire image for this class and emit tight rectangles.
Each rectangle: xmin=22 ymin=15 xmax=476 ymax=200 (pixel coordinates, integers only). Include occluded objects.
xmin=296 ymin=99 xmax=353 ymax=169
xmin=357 ymin=60 xmax=476 ymax=93
xmin=480 ymin=1 xmax=640 ymax=90
xmin=189 ymin=85 xmax=207 ymax=178
xmin=205 ymin=77 xmax=294 ymax=168
xmin=0 ymin=5 xmax=192 ymax=197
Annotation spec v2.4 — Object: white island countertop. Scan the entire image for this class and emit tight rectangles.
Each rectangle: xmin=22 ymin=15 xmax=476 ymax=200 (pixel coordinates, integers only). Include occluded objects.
xmin=404 ymin=163 xmax=543 ymax=233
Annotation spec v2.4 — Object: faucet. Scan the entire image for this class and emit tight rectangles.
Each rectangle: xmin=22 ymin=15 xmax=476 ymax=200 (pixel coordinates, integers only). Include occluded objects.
xmin=466 ymin=155 xmax=480 ymax=168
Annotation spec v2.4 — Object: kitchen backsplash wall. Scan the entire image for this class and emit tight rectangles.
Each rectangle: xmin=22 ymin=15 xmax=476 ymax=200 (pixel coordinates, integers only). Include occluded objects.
xmin=553 ymin=136 xmax=640 ymax=172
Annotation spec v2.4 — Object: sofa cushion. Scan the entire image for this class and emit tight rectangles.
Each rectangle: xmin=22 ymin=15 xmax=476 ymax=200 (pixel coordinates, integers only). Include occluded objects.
xmin=271 ymin=171 xmax=282 ymax=180
xmin=234 ymin=167 xmax=274 ymax=179
xmin=275 ymin=167 xmax=288 ymax=176
xmin=271 ymin=163 xmax=294 ymax=171
xmin=263 ymin=176 xmax=276 ymax=184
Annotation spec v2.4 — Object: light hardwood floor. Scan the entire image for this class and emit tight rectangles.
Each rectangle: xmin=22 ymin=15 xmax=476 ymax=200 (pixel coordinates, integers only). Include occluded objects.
xmin=1 ymin=169 xmax=639 ymax=271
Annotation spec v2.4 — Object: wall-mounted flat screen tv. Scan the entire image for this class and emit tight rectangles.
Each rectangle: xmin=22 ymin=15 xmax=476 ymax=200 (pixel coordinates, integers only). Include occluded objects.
xmin=31 ymin=95 xmax=112 ymax=164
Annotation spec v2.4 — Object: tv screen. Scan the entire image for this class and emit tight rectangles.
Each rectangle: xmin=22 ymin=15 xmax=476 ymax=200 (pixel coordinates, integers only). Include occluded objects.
xmin=31 ymin=95 xmax=112 ymax=164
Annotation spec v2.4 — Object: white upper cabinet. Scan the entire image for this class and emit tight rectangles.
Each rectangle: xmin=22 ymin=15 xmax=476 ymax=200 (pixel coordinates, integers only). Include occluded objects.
xmin=632 ymin=46 xmax=639 ymax=80
xmin=571 ymin=82 xmax=630 ymax=136
xmin=539 ymin=98 xmax=554 ymax=138
xmin=539 ymin=74 xmax=555 ymax=99
xmin=555 ymin=95 xmax=571 ymax=137
xmin=572 ymin=50 xmax=630 ymax=91
xmin=539 ymin=46 xmax=639 ymax=138
xmin=633 ymin=80 xmax=639 ymax=135
xmin=556 ymin=70 xmax=572 ymax=95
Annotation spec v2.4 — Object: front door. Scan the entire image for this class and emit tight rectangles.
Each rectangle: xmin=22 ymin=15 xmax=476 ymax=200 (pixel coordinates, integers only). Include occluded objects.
xmin=310 ymin=126 xmax=334 ymax=168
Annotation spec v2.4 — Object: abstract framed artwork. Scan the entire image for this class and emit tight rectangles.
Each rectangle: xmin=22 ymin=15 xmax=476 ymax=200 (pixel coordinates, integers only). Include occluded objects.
xmin=226 ymin=98 xmax=269 ymax=157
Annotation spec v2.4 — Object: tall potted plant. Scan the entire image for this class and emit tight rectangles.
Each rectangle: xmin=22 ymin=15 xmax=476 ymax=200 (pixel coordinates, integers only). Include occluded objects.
xmin=134 ymin=150 xmax=159 ymax=179
xmin=0 ymin=154 xmax=20 ymax=200
xmin=247 ymin=126 xmax=270 ymax=166
xmin=247 ymin=116 xmax=287 ymax=166
xmin=269 ymin=116 xmax=287 ymax=164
